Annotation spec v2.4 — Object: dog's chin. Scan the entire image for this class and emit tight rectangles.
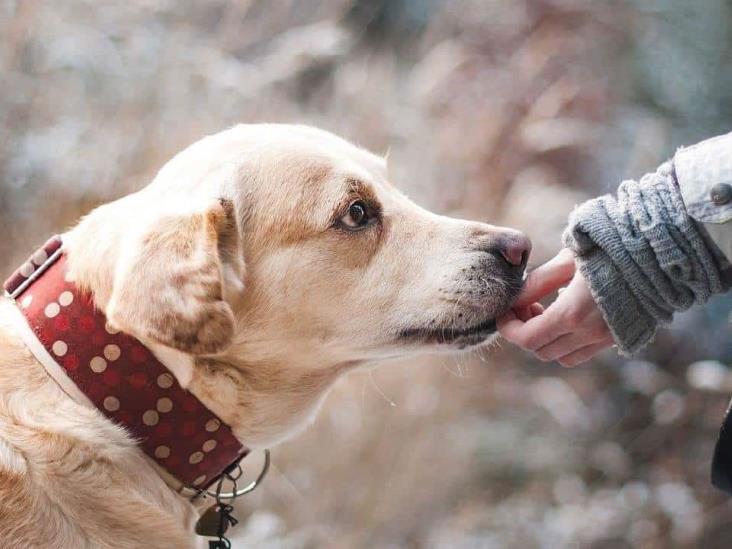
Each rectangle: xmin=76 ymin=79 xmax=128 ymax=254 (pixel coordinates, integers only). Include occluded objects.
xmin=398 ymin=281 xmax=524 ymax=350
xmin=398 ymin=316 xmax=498 ymax=350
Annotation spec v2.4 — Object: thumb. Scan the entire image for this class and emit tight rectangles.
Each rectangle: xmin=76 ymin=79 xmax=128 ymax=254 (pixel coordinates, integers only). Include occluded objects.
xmin=514 ymin=248 xmax=576 ymax=307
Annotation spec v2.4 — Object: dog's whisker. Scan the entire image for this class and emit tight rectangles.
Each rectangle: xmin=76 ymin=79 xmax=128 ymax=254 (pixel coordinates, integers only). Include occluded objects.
xmin=368 ymin=370 xmax=396 ymax=408
xmin=449 ymin=353 xmax=464 ymax=377
xmin=270 ymin=463 xmax=307 ymax=503
xmin=361 ymin=376 xmax=367 ymax=412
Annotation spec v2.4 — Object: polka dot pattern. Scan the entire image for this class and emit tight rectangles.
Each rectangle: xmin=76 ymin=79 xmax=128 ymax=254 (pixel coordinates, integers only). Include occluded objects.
xmin=103 ymin=396 xmax=120 ymax=412
xmin=157 ymin=397 xmax=173 ymax=413
xmin=32 ymin=249 xmax=49 ymax=266
xmin=104 ymin=344 xmax=121 ymax=361
xmin=19 ymin=262 xmax=34 ymax=278
xmin=58 ymin=291 xmax=74 ymax=306
xmin=143 ymin=410 xmax=160 ymax=426
xmin=3 ymin=236 xmax=63 ymax=298
xmin=52 ymin=340 xmax=68 ymax=357
xmin=44 ymin=303 xmax=60 ymax=318
xmin=157 ymin=373 xmax=174 ymax=389
xmin=7 ymin=246 xmax=246 ymax=490
xmin=90 ymin=356 xmax=107 ymax=373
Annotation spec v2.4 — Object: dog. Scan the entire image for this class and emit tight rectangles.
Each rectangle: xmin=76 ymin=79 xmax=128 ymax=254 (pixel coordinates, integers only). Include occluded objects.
xmin=0 ymin=124 xmax=530 ymax=548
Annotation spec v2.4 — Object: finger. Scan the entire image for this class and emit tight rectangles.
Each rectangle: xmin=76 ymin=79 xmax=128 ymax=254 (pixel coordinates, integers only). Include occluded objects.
xmin=498 ymin=306 xmax=569 ymax=351
xmin=514 ymin=306 xmax=532 ymax=322
xmin=557 ymin=340 xmax=613 ymax=368
xmin=496 ymin=308 xmax=520 ymax=334
xmin=497 ymin=307 xmax=519 ymax=328
xmin=507 ymin=302 xmax=545 ymax=323
xmin=514 ymin=249 xmax=576 ymax=307
xmin=514 ymin=304 xmax=540 ymax=322
xmin=534 ymin=329 xmax=607 ymax=362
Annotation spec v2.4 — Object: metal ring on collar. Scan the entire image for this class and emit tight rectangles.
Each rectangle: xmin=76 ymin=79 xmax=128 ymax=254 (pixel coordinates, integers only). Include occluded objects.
xmin=205 ymin=449 xmax=270 ymax=499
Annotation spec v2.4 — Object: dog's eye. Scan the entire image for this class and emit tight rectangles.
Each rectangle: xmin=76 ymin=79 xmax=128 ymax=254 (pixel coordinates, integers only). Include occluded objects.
xmin=341 ymin=200 xmax=370 ymax=229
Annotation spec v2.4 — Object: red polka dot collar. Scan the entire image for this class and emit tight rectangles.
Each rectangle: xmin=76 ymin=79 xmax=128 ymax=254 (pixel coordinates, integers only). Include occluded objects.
xmin=3 ymin=236 xmax=248 ymax=493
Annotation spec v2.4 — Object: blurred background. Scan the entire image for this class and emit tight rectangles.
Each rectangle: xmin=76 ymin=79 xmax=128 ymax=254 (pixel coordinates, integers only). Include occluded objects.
xmin=2 ymin=1 xmax=732 ymax=547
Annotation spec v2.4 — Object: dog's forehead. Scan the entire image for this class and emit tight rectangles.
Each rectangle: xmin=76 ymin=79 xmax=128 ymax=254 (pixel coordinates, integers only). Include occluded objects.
xmin=279 ymin=124 xmax=387 ymax=174
xmin=242 ymin=126 xmax=391 ymax=199
xmin=262 ymin=127 xmax=387 ymax=188
xmin=153 ymin=124 xmax=389 ymax=201
xmin=219 ymin=125 xmax=395 ymax=245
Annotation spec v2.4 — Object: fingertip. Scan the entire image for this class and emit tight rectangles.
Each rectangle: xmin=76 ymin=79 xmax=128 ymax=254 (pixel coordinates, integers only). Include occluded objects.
xmin=529 ymin=303 xmax=545 ymax=317
xmin=513 ymin=253 xmax=576 ymax=307
xmin=515 ymin=306 xmax=533 ymax=322
xmin=497 ymin=313 xmax=529 ymax=344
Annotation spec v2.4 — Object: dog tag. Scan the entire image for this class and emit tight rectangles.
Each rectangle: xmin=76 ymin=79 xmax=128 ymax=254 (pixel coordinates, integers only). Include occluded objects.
xmin=195 ymin=504 xmax=230 ymax=538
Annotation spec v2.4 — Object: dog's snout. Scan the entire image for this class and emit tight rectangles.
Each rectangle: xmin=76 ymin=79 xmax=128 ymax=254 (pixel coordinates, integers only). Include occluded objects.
xmin=490 ymin=231 xmax=531 ymax=271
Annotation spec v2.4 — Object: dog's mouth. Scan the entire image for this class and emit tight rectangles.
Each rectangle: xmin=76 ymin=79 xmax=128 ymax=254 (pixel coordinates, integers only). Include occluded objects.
xmin=397 ymin=273 xmax=525 ymax=349
xmin=398 ymin=316 xmax=498 ymax=348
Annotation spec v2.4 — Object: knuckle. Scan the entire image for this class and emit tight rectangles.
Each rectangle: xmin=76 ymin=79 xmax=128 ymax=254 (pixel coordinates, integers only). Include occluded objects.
xmin=534 ymin=349 xmax=552 ymax=362
xmin=524 ymin=336 xmax=543 ymax=351
xmin=523 ymin=329 xmax=551 ymax=350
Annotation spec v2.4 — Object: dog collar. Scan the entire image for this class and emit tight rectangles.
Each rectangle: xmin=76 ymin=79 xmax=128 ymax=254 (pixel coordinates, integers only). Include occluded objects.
xmin=3 ymin=235 xmax=248 ymax=493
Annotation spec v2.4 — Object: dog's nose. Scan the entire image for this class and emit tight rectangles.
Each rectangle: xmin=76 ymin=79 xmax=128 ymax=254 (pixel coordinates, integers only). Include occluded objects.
xmin=493 ymin=231 xmax=531 ymax=271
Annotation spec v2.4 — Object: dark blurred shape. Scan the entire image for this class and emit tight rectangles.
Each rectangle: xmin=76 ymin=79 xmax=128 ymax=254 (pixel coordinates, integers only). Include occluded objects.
xmin=344 ymin=0 xmax=439 ymax=47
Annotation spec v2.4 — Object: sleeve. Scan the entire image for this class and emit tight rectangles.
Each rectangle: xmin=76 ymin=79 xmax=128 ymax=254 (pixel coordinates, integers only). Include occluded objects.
xmin=675 ymin=132 xmax=732 ymax=262
xmin=562 ymin=153 xmax=727 ymax=355
xmin=676 ymin=133 xmax=732 ymax=496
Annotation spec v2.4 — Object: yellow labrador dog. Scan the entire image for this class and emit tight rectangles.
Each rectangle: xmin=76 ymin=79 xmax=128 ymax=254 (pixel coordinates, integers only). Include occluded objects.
xmin=0 ymin=124 xmax=529 ymax=548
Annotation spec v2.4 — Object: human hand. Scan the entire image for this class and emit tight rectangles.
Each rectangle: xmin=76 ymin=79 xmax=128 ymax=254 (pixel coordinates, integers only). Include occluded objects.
xmin=497 ymin=248 xmax=615 ymax=367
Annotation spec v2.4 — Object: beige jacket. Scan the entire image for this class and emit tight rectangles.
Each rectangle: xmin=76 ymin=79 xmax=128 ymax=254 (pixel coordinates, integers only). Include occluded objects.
xmin=676 ymin=132 xmax=732 ymax=264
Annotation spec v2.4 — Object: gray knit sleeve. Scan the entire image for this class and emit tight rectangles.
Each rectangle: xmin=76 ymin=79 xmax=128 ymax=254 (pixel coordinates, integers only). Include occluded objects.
xmin=562 ymin=161 xmax=724 ymax=355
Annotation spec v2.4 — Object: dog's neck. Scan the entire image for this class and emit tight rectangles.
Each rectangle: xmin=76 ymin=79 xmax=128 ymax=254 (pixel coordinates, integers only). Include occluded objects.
xmin=185 ymin=354 xmax=353 ymax=449
xmin=127 ymin=330 xmax=351 ymax=449
xmin=63 ymin=215 xmax=356 ymax=450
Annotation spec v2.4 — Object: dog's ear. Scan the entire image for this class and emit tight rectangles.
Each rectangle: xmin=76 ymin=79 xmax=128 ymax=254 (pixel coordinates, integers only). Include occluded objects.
xmin=106 ymin=199 xmax=245 ymax=355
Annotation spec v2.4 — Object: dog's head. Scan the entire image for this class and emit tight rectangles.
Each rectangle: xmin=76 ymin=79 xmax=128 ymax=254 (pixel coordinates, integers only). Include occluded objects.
xmin=72 ymin=124 xmax=529 ymax=364
xmin=65 ymin=125 xmax=530 ymax=440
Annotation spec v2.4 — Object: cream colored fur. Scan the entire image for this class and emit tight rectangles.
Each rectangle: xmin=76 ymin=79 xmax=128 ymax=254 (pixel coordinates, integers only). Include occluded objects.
xmin=0 ymin=124 xmax=526 ymax=547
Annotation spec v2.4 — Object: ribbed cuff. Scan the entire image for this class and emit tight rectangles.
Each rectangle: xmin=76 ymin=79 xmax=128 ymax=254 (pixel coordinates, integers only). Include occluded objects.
xmin=571 ymin=246 xmax=658 ymax=355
